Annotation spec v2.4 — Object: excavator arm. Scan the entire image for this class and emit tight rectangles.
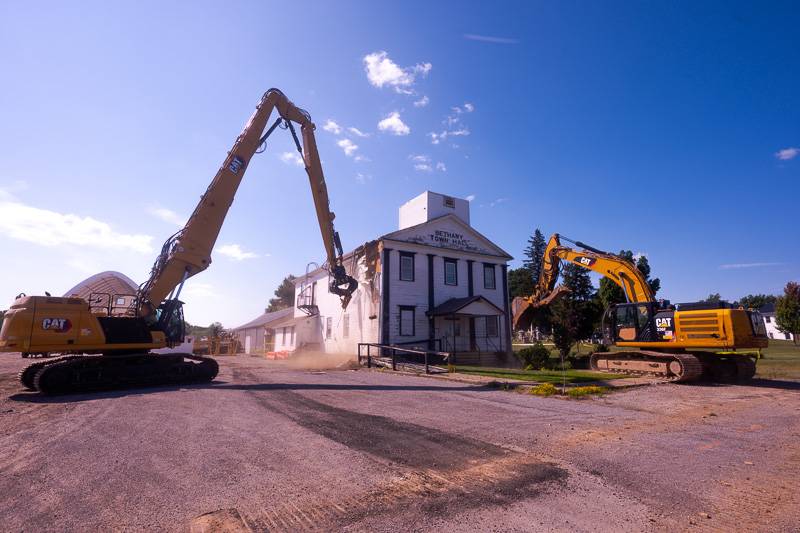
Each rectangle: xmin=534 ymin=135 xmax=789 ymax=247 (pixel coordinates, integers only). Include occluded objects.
xmin=512 ymin=233 xmax=654 ymax=330
xmin=137 ymin=88 xmax=357 ymax=322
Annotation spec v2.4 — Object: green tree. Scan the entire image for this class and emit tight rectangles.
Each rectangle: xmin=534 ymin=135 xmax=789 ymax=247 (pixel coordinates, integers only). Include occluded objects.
xmin=776 ymin=281 xmax=800 ymax=345
xmin=550 ymin=263 xmax=598 ymax=356
xmin=508 ymin=267 xmax=535 ymax=300
xmin=737 ymin=294 xmax=777 ymax=310
xmin=598 ymin=251 xmax=660 ymax=309
xmin=523 ymin=229 xmax=547 ymax=282
xmin=267 ymin=274 xmax=297 ymax=312
xmin=208 ymin=322 xmax=224 ymax=338
xmin=704 ymin=293 xmax=722 ymax=303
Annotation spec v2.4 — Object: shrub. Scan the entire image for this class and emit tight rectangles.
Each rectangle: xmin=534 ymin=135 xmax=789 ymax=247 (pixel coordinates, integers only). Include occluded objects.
xmin=529 ymin=383 xmax=559 ymax=396
xmin=516 ymin=343 xmax=551 ymax=370
xmin=566 ymin=386 xmax=608 ymax=398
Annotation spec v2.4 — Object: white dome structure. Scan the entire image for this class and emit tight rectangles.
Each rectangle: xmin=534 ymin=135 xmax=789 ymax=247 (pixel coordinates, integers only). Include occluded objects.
xmin=64 ymin=271 xmax=139 ymax=315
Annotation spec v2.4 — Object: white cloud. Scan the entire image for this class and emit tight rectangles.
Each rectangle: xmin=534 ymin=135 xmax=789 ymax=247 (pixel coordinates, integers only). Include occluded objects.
xmin=489 ymin=198 xmax=508 ymax=208
xmin=463 ymin=34 xmax=520 ymax=44
xmin=719 ymin=262 xmax=783 ymax=270
xmin=323 ymin=120 xmax=342 ymax=135
xmin=279 ymin=151 xmax=304 ymax=166
xmin=337 ymin=138 xmax=359 ymax=157
xmin=413 ymin=95 xmax=430 ymax=107
xmin=216 ymin=244 xmax=258 ymax=261
xmin=465 ymin=194 xmax=476 ymax=202
xmin=347 ymin=127 xmax=370 ymax=137
xmin=182 ymin=282 xmax=217 ymax=299
xmin=409 ymin=154 xmax=430 ymax=163
xmin=378 ymin=111 xmax=410 ymax=136
xmin=0 ymin=196 xmax=153 ymax=253
xmin=414 ymin=163 xmax=432 ymax=172
xmin=632 ymin=252 xmax=648 ymax=262
xmin=463 ymin=103 xmax=475 ymax=112
xmin=436 ymin=162 xmax=447 ymax=172
xmin=355 ymin=172 xmax=372 ymax=184
xmin=363 ymin=51 xmax=431 ymax=93
xmin=409 ymin=155 xmax=432 ymax=172
xmin=429 ymin=127 xmax=470 ymax=145
xmin=148 ymin=205 xmax=184 ymax=227
xmin=775 ymin=147 xmax=799 ymax=161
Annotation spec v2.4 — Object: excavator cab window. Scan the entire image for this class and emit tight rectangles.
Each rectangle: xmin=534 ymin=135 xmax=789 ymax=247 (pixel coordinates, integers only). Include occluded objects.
xmin=155 ymin=299 xmax=186 ymax=345
xmin=613 ymin=303 xmax=657 ymax=342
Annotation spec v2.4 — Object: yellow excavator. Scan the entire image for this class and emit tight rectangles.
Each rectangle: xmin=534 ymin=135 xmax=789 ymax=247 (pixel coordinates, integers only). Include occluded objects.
xmin=0 ymin=88 xmax=357 ymax=394
xmin=513 ymin=234 xmax=768 ymax=382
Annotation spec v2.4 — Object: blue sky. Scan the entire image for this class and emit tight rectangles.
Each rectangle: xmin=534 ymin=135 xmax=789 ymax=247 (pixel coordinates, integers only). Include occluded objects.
xmin=1 ymin=1 xmax=798 ymax=327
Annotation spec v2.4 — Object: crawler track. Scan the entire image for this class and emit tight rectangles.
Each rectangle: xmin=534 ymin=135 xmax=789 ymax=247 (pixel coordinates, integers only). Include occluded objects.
xmin=590 ymin=350 xmax=759 ymax=383
xmin=27 ymin=353 xmax=218 ymax=395
xmin=590 ymin=351 xmax=704 ymax=382
xmin=18 ymin=355 xmax=85 ymax=390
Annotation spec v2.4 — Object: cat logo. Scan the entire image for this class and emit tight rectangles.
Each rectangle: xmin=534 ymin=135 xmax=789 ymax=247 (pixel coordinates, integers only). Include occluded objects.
xmin=574 ymin=256 xmax=596 ymax=267
xmin=42 ymin=318 xmax=72 ymax=333
xmin=228 ymin=155 xmax=245 ymax=174
xmin=656 ymin=317 xmax=672 ymax=329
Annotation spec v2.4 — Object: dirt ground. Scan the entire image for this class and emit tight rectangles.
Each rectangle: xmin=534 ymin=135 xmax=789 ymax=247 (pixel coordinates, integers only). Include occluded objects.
xmin=1 ymin=354 xmax=798 ymax=532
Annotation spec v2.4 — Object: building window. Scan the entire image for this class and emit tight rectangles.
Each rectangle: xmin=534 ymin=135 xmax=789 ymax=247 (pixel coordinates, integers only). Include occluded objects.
xmin=444 ymin=258 xmax=458 ymax=286
xmin=765 ymin=316 xmax=771 ymax=323
xmin=443 ymin=195 xmax=455 ymax=208
xmin=289 ymin=326 xmax=295 ymax=346
xmin=281 ymin=327 xmax=287 ymax=344
xmin=115 ymin=297 xmax=126 ymax=306
xmin=325 ymin=317 xmax=332 ymax=339
xmin=399 ymin=252 xmax=415 ymax=281
xmin=343 ymin=314 xmax=349 ymax=339
xmin=399 ymin=306 xmax=415 ymax=336
xmin=483 ymin=264 xmax=496 ymax=290
xmin=486 ymin=316 xmax=499 ymax=337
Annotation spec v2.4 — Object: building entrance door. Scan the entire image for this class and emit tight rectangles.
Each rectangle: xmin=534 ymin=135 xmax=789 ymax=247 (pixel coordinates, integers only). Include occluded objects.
xmin=244 ymin=335 xmax=252 ymax=354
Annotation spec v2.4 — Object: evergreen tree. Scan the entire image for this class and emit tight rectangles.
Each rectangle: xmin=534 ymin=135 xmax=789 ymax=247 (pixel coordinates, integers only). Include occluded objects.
xmin=508 ymin=267 xmax=535 ymax=300
xmin=776 ymin=281 xmax=800 ymax=345
xmin=550 ymin=263 xmax=598 ymax=356
xmin=523 ymin=229 xmax=547 ymax=282
xmin=704 ymin=293 xmax=722 ymax=303
xmin=267 ymin=275 xmax=297 ymax=312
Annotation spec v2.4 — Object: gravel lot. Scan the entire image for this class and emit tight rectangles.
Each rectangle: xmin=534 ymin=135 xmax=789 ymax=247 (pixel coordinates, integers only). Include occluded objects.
xmin=1 ymin=354 xmax=798 ymax=532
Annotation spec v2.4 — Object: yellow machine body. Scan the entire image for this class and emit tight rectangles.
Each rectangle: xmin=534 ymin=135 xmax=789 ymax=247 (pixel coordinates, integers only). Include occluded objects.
xmin=0 ymin=295 xmax=165 ymax=355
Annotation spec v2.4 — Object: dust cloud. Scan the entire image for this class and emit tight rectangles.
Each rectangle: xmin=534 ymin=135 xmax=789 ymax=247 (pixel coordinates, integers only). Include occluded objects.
xmin=285 ymin=351 xmax=360 ymax=371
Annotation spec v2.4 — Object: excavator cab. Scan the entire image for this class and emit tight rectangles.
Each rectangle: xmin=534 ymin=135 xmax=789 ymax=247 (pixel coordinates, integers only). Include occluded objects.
xmin=602 ymin=302 xmax=676 ymax=345
xmin=154 ymin=299 xmax=185 ymax=346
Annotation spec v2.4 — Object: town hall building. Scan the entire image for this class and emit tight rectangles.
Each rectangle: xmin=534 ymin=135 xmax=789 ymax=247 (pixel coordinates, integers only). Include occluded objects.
xmin=289 ymin=191 xmax=514 ymax=365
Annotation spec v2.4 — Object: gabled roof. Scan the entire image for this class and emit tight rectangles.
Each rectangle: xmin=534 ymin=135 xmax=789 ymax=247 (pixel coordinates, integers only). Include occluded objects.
xmin=427 ymin=295 xmax=505 ymax=317
xmin=233 ymin=307 xmax=294 ymax=331
xmin=381 ymin=214 xmax=513 ymax=259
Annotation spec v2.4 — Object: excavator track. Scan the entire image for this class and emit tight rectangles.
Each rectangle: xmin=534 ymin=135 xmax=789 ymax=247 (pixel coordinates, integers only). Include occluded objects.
xmin=590 ymin=350 xmax=704 ymax=382
xmin=31 ymin=353 xmax=219 ymax=395
xmin=18 ymin=355 xmax=85 ymax=390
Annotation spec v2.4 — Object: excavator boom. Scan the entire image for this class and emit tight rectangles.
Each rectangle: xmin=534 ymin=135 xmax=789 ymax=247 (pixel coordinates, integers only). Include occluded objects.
xmin=138 ymin=88 xmax=356 ymax=319
xmin=513 ymin=233 xmax=653 ymax=330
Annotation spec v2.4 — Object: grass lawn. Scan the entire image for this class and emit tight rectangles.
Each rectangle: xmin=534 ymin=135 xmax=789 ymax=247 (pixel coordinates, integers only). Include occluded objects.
xmin=454 ymin=365 xmax=626 ymax=384
xmin=756 ymin=340 xmax=800 ymax=380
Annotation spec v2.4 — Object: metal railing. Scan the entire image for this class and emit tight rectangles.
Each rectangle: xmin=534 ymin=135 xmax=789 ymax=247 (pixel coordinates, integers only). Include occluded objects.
xmin=357 ymin=343 xmax=450 ymax=374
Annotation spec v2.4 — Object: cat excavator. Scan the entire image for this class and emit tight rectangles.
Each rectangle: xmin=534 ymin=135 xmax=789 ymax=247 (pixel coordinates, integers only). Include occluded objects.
xmin=0 ymin=88 xmax=358 ymax=394
xmin=513 ymin=234 xmax=768 ymax=382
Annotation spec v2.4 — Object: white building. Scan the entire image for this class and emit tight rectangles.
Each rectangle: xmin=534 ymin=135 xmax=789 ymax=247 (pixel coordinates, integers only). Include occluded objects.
xmin=289 ymin=191 xmax=514 ymax=366
xmin=760 ymin=304 xmax=794 ymax=341
xmin=232 ymin=307 xmax=295 ymax=355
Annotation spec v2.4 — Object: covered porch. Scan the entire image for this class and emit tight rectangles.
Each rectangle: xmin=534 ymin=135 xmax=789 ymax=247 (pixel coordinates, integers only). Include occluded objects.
xmin=427 ymin=295 xmax=507 ymax=365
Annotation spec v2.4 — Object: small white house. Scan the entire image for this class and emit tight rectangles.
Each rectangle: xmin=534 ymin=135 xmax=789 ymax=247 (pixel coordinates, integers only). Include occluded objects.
xmin=232 ymin=307 xmax=294 ymax=355
xmin=760 ymin=304 xmax=794 ymax=341
xmin=290 ymin=191 xmax=514 ymax=365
